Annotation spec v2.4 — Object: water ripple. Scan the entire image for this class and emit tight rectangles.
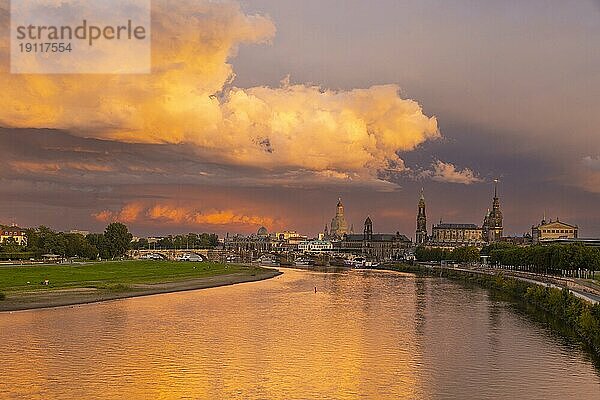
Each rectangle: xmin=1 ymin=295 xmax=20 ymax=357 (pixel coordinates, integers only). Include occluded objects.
xmin=0 ymin=268 xmax=599 ymax=399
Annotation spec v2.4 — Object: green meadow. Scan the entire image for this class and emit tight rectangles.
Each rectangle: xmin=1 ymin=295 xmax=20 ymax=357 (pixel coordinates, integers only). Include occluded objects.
xmin=0 ymin=260 xmax=264 ymax=293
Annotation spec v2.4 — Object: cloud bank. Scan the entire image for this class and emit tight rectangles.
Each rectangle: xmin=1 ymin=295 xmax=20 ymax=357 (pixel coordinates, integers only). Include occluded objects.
xmin=575 ymin=155 xmax=600 ymax=194
xmin=0 ymin=0 xmax=439 ymax=185
xmin=94 ymin=202 xmax=277 ymax=230
xmin=583 ymin=156 xmax=600 ymax=171
xmin=425 ymin=160 xmax=483 ymax=185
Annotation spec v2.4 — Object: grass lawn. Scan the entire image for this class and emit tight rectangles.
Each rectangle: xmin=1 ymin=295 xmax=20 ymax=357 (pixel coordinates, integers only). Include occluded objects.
xmin=0 ymin=260 xmax=264 ymax=292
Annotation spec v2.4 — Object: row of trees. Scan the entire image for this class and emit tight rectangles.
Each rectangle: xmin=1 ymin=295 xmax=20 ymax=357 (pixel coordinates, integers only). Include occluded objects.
xmin=415 ymin=246 xmax=480 ymax=263
xmin=1 ymin=224 xmax=222 ymax=260
xmin=0 ymin=223 xmax=133 ymax=260
xmin=131 ymin=233 xmax=218 ymax=250
xmin=482 ymin=243 xmax=600 ymax=274
xmin=415 ymin=242 xmax=600 ymax=275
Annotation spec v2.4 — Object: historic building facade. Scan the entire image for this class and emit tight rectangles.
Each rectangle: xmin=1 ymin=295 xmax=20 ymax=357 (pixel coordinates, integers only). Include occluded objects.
xmin=339 ymin=217 xmax=412 ymax=260
xmin=430 ymin=223 xmax=485 ymax=248
xmin=531 ymin=218 xmax=578 ymax=243
xmin=415 ymin=181 xmax=504 ymax=249
xmin=482 ymin=180 xmax=503 ymax=242
xmin=224 ymin=227 xmax=307 ymax=254
xmin=0 ymin=225 xmax=27 ymax=246
xmin=298 ymin=240 xmax=334 ymax=253
xmin=224 ymin=233 xmax=273 ymax=253
xmin=415 ymin=189 xmax=428 ymax=245
xmin=329 ymin=198 xmax=349 ymax=239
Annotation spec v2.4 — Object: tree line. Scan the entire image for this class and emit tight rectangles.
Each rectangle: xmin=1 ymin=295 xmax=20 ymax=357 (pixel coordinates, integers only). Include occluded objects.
xmin=415 ymin=246 xmax=480 ymax=263
xmin=415 ymin=242 xmax=600 ymax=275
xmin=1 ymin=224 xmax=221 ymax=260
xmin=0 ymin=223 xmax=133 ymax=260
xmin=482 ymin=242 xmax=600 ymax=275
xmin=130 ymin=233 xmax=218 ymax=250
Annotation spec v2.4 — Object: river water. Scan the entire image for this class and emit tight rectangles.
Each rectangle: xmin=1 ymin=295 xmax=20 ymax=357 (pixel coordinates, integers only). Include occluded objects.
xmin=1 ymin=268 xmax=599 ymax=399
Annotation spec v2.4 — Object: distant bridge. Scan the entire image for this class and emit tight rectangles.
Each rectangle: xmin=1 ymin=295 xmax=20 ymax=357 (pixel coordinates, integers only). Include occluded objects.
xmin=129 ymin=249 xmax=298 ymax=264
xmin=129 ymin=249 xmax=225 ymax=261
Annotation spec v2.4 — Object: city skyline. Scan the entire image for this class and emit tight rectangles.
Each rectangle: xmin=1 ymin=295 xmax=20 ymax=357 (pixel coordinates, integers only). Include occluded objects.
xmin=1 ymin=0 xmax=599 ymax=237
xmin=2 ymin=3 xmax=600 ymax=397
xmin=0 ymin=182 xmax=577 ymax=242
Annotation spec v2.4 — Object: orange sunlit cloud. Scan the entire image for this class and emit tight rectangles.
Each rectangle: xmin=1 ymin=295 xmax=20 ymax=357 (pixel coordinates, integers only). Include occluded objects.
xmin=94 ymin=202 xmax=278 ymax=230
xmin=0 ymin=0 xmax=439 ymax=185
xmin=9 ymin=161 xmax=114 ymax=174
xmin=424 ymin=160 xmax=483 ymax=185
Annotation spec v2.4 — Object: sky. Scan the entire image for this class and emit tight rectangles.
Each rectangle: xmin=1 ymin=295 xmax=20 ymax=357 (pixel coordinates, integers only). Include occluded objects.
xmin=0 ymin=0 xmax=599 ymax=238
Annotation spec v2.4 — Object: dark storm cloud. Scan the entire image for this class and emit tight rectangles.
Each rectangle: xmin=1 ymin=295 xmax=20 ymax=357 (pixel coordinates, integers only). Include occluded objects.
xmin=0 ymin=128 xmax=408 ymax=191
xmin=235 ymin=0 xmax=600 ymax=188
xmin=2 ymin=117 xmax=599 ymax=237
xmin=399 ymin=121 xmax=600 ymax=237
xmin=0 ymin=128 xmax=411 ymax=234
xmin=1 ymin=0 xmax=599 ymax=237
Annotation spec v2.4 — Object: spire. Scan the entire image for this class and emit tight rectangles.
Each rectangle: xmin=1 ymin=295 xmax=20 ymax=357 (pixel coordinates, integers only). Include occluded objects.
xmin=491 ymin=179 xmax=500 ymax=212
xmin=363 ymin=216 xmax=373 ymax=241
xmin=485 ymin=178 xmax=503 ymax=242
xmin=542 ymin=210 xmax=547 ymax=225
xmin=331 ymin=197 xmax=349 ymax=237
xmin=493 ymin=178 xmax=498 ymax=198
xmin=418 ymin=188 xmax=426 ymax=212
xmin=416 ymin=188 xmax=428 ymax=244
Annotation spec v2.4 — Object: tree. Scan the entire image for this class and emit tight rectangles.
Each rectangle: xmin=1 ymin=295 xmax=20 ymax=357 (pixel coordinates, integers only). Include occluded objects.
xmin=63 ymin=233 xmax=98 ymax=259
xmin=451 ymin=246 xmax=480 ymax=263
xmin=86 ymin=233 xmax=108 ymax=259
xmin=131 ymin=238 xmax=149 ymax=250
xmin=21 ymin=226 xmax=67 ymax=258
xmin=414 ymin=246 xmax=451 ymax=262
xmin=0 ymin=237 xmax=22 ymax=255
xmin=103 ymin=223 xmax=133 ymax=259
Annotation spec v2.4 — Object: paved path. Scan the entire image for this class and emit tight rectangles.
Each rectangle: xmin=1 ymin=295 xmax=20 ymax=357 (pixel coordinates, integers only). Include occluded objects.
xmin=420 ymin=263 xmax=600 ymax=305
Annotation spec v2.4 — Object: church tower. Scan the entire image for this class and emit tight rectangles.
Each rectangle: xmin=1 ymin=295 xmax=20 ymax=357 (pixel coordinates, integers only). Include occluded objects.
xmin=415 ymin=188 xmax=428 ymax=245
xmin=363 ymin=216 xmax=373 ymax=241
xmin=483 ymin=180 xmax=503 ymax=242
xmin=330 ymin=197 xmax=349 ymax=238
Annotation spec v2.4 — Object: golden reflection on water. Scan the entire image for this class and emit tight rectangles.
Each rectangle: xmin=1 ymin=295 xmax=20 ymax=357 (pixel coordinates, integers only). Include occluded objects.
xmin=1 ymin=268 xmax=599 ymax=399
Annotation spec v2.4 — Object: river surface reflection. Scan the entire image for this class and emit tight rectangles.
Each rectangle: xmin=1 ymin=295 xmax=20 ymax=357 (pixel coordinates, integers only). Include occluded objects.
xmin=1 ymin=268 xmax=599 ymax=399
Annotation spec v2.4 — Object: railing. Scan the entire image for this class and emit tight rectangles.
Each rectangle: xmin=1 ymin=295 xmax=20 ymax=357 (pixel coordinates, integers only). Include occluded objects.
xmin=418 ymin=261 xmax=600 ymax=303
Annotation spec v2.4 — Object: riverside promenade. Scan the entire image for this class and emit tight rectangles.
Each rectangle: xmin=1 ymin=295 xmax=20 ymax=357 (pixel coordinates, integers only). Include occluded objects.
xmin=418 ymin=262 xmax=600 ymax=304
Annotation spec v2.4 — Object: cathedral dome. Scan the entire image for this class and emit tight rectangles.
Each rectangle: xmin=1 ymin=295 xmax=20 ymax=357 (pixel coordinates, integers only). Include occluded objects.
xmin=257 ymin=226 xmax=268 ymax=237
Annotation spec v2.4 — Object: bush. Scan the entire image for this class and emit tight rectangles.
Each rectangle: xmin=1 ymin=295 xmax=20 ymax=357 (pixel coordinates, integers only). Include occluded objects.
xmin=0 ymin=292 xmax=5 ymax=301
xmin=390 ymin=263 xmax=600 ymax=354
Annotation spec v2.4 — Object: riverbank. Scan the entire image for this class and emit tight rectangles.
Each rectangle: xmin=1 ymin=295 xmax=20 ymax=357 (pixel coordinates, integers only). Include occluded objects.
xmin=384 ymin=263 xmax=600 ymax=354
xmin=0 ymin=261 xmax=280 ymax=312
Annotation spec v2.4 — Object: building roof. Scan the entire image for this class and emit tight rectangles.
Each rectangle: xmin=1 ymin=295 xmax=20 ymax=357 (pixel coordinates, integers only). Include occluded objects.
xmin=534 ymin=220 xmax=578 ymax=229
xmin=300 ymin=240 xmax=332 ymax=245
xmin=433 ymin=223 xmax=481 ymax=230
xmin=1 ymin=226 xmax=25 ymax=235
